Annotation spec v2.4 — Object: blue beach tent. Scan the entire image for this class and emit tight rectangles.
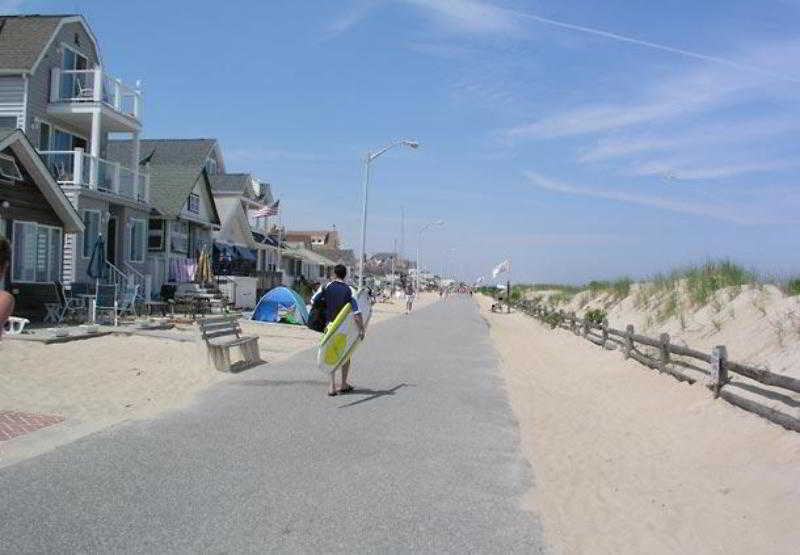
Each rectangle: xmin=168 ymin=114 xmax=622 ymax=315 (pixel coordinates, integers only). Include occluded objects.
xmin=251 ymin=287 xmax=309 ymax=324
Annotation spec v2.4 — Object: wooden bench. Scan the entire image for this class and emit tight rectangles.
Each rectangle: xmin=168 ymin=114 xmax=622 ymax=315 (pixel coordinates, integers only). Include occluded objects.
xmin=197 ymin=316 xmax=260 ymax=372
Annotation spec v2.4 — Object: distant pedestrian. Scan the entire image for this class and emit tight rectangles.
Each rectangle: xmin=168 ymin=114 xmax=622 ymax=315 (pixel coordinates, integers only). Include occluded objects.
xmin=310 ymin=264 xmax=365 ymax=396
xmin=0 ymin=235 xmax=13 ymax=339
xmin=405 ymin=285 xmax=415 ymax=314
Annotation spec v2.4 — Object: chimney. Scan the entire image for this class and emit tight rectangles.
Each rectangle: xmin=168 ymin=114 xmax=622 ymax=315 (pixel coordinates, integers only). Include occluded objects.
xmin=259 ymin=182 xmax=271 ymax=200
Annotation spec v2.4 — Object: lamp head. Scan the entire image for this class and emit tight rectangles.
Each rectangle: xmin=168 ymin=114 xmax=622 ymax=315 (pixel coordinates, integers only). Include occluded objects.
xmin=403 ymin=140 xmax=420 ymax=149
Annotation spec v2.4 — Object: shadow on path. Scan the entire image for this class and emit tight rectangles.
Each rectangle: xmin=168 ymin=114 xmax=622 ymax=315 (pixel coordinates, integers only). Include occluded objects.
xmin=337 ymin=383 xmax=413 ymax=409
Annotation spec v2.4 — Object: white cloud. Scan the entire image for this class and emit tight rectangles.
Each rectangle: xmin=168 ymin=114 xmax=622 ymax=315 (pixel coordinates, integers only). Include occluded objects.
xmin=323 ymin=0 xmax=382 ymax=39
xmin=0 ymin=0 xmax=26 ymax=13
xmin=524 ymin=171 xmax=778 ymax=225
xmin=628 ymin=159 xmax=800 ymax=180
xmin=404 ymin=0 xmax=519 ymax=35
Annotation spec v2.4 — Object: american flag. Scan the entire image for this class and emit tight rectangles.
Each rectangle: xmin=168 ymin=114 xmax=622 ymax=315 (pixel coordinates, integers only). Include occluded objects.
xmin=254 ymin=199 xmax=280 ymax=218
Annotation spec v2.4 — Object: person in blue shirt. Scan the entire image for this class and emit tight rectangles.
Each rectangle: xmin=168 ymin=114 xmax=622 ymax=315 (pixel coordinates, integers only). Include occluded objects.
xmin=311 ymin=264 xmax=365 ymax=396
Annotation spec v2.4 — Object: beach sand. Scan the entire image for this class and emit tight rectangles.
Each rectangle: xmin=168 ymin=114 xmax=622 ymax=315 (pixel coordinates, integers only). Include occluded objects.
xmin=478 ymin=294 xmax=800 ymax=554
xmin=0 ymin=292 xmax=437 ymax=467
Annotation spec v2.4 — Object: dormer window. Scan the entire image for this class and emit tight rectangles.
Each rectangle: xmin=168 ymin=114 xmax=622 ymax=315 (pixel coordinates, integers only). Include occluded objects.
xmin=0 ymin=153 xmax=22 ymax=181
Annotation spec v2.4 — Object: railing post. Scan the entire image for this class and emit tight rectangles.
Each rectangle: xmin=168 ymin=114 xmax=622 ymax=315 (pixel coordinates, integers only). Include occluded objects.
xmin=710 ymin=345 xmax=728 ymax=398
xmin=624 ymin=324 xmax=634 ymax=359
xmin=93 ymin=66 xmax=103 ymax=102
xmin=135 ymin=79 xmax=142 ymax=120
xmin=73 ymin=148 xmax=84 ymax=186
xmin=114 ymin=78 xmax=122 ymax=110
xmin=113 ymin=162 xmax=121 ymax=194
xmin=50 ymin=67 xmax=60 ymax=102
xmin=88 ymin=155 xmax=98 ymax=190
xmin=602 ymin=319 xmax=609 ymax=348
xmin=659 ymin=333 xmax=670 ymax=373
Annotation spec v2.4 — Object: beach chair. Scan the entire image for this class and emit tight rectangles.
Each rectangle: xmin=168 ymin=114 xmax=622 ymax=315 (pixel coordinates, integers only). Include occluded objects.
xmin=118 ymin=283 xmax=140 ymax=319
xmin=3 ymin=316 xmax=30 ymax=335
xmin=95 ymin=283 xmax=119 ymax=326
xmin=44 ymin=281 xmax=86 ymax=324
xmin=197 ymin=315 xmax=260 ymax=372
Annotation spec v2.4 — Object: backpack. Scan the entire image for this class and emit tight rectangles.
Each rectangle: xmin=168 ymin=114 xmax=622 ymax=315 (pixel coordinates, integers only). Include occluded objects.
xmin=307 ymin=285 xmax=328 ymax=332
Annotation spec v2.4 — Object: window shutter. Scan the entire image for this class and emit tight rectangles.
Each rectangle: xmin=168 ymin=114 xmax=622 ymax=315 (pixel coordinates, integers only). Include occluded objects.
xmin=49 ymin=228 xmax=63 ymax=282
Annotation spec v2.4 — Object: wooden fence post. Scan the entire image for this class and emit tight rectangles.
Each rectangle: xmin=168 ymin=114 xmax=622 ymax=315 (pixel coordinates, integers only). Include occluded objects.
xmin=659 ymin=333 xmax=670 ymax=373
xmin=710 ymin=345 xmax=728 ymax=398
xmin=582 ymin=317 xmax=589 ymax=337
xmin=602 ymin=319 xmax=609 ymax=348
xmin=624 ymin=324 xmax=634 ymax=359
xmin=569 ymin=311 xmax=576 ymax=334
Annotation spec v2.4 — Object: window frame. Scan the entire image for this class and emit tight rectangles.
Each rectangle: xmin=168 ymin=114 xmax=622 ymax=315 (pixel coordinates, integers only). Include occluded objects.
xmin=170 ymin=220 xmax=189 ymax=255
xmin=148 ymin=218 xmax=164 ymax=251
xmin=10 ymin=220 xmax=63 ymax=284
xmin=81 ymin=209 xmax=101 ymax=259
xmin=187 ymin=192 xmax=200 ymax=214
xmin=129 ymin=217 xmax=147 ymax=263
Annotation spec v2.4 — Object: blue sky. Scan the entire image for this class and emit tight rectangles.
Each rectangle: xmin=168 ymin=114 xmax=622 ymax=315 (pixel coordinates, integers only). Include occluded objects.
xmin=3 ymin=0 xmax=800 ymax=283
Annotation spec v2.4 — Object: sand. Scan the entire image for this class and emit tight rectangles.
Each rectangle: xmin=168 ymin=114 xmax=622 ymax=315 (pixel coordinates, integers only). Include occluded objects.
xmin=478 ymin=294 xmax=800 ymax=554
xmin=0 ymin=293 xmax=438 ymax=467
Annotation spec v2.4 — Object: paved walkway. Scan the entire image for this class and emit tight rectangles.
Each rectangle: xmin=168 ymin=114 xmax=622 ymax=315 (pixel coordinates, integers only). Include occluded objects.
xmin=0 ymin=297 xmax=543 ymax=553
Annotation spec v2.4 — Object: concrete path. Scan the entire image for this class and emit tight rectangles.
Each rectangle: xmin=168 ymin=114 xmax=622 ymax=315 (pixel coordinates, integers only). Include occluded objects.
xmin=0 ymin=297 xmax=543 ymax=553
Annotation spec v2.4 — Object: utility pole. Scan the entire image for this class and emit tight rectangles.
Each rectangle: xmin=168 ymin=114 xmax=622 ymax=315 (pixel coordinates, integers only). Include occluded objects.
xmin=400 ymin=206 xmax=405 ymax=265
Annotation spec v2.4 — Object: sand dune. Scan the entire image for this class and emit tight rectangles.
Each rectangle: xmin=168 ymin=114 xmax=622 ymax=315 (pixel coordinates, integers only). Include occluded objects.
xmin=479 ymin=294 xmax=800 ymax=554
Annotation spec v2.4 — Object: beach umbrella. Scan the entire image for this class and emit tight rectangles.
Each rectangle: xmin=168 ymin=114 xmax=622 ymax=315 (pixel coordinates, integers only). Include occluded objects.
xmin=87 ymin=234 xmax=108 ymax=282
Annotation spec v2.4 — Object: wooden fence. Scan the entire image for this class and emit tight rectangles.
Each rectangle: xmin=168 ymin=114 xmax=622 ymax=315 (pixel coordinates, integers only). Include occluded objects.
xmin=511 ymin=300 xmax=800 ymax=433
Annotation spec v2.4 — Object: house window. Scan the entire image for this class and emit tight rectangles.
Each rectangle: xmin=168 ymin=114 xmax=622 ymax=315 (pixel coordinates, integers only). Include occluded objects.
xmin=81 ymin=209 xmax=101 ymax=258
xmin=186 ymin=193 xmax=200 ymax=214
xmin=0 ymin=116 xmax=17 ymax=128
xmin=11 ymin=221 xmax=62 ymax=283
xmin=148 ymin=219 xmax=164 ymax=250
xmin=38 ymin=121 xmax=51 ymax=150
xmin=171 ymin=221 xmax=189 ymax=254
xmin=0 ymin=153 xmax=22 ymax=181
xmin=129 ymin=218 xmax=146 ymax=263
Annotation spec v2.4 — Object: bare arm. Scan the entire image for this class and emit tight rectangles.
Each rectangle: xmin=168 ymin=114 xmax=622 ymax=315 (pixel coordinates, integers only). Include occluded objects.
xmin=0 ymin=291 xmax=14 ymax=338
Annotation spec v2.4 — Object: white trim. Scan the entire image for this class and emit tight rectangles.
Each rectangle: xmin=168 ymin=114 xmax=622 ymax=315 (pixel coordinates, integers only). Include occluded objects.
xmin=80 ymin=208 xmax=101 ymax=259
xmin=10 ymin=220 xmax=63 ymax=284
xmin=29 ymin=16 xmax=103 ymax=75
xmin=128 ymin=217 xmax=147 ymax=263
xmin=21 ymin=73 xmax=29 ymax=132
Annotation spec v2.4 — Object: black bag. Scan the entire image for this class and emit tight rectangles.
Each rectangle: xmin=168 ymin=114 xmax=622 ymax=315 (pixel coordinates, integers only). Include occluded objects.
xmin=307 ymin=286 xmax=328 ymax=332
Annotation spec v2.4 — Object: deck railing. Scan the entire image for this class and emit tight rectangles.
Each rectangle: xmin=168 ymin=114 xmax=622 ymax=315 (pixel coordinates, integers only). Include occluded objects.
xmin=49 ymin=67 xmax=142 ymax=121
xmin=39 ymin=149 xmax=150 ymax=203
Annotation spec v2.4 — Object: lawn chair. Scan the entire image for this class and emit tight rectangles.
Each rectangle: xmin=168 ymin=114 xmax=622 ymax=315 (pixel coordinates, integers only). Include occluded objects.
xmin=118 ymin=283 xmax=140 ymax=320
xmin=95 ymin=283 xmax=119 ymax=326
xmin=44 ymin=281 xmax=86 ymax=324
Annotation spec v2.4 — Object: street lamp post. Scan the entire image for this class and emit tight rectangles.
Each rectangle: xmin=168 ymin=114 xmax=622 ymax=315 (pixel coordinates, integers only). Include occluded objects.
xmin=358 ymin=139 xmax=419 ymax=289
xmin=416 ymin=219 xmax=444 ymax=293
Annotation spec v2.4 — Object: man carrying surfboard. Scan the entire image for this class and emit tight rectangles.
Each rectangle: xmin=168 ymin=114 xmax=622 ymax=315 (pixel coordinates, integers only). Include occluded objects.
xmin=310 ymin=264 xmax=366 ymax=396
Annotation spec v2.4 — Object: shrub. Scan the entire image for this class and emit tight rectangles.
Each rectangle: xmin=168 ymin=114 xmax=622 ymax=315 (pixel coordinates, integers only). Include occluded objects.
xmin=787 ymin=279 xmax=800 ymax=296
xmin=543 ymin=311 xmax=564 ymax=329
xmin=585 ymin=308 xmax=607 ymax=326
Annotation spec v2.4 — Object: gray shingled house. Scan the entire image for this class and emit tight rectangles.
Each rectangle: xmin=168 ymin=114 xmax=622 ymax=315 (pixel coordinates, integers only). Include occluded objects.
xmin=0 ymin=14 xmax=149 ymax=293
xmin=107 ymin=138 xmax=222 ymax=295
xmin=210 ymin=173 xmax=284 ymax=289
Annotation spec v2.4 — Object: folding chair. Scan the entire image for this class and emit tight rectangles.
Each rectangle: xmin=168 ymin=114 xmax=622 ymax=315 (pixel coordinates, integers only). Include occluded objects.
xmin=95 ymin=283 xmax=119 ymax=326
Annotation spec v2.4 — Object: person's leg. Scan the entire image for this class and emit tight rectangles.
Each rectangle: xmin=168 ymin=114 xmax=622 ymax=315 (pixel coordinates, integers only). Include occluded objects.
xmin=329 ymin=369 xmax=337 ymax=396
xmin=341 ymin=359 xmax=351 ymax=391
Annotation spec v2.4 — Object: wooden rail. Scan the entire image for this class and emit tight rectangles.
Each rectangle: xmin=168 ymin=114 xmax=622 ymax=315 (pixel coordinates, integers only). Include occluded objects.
xmin=510 ymin=299 xmax=800 ymax=433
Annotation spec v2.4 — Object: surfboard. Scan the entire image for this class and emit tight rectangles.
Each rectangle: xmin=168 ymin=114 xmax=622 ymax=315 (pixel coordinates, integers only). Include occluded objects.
xmin=317 ymin=288 xmax=372 ymax=374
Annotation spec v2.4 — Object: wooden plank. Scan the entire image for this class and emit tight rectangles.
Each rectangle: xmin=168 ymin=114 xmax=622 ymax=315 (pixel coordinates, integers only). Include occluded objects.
xmin=199 ymin=320 xmax=237 ymax=332
xmin=719 ymin=389 xmax=800 ymax=433
xmin=668 ymin=343 xmax=712 ymax=363
xmin=202 ymin=329 xmax=239 ymax=340
xmin=726 ymin=360 xmax=800 ymax=394
xmin=197 ymin=315 xmax=239 ymax=325
xmin=630 ymin=332 xmax=661 ymax=349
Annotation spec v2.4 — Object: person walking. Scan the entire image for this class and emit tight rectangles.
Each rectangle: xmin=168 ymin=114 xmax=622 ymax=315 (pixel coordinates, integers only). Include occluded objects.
xmin=311 ymin=264 xmax=365 ymax=396
xmin=405 ymin=284 xmax=415 ymax=314
xmin=0 ymin=236 xmax=14 ymax=339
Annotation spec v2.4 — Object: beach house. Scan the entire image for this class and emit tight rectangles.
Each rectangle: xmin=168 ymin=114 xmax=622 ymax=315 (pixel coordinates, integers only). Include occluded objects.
xmin=211 ymin=173 xmax=282 ymax=290
xmin=107 ymin=138 xmax=222 ymax=295
xmin=0 ymin=129 xmax=84 ymax=319
xmin=0 ymin=14 xmax=150 ymax=293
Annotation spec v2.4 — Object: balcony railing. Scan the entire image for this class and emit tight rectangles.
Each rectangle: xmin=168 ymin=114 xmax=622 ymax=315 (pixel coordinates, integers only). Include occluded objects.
xmin=40 ymin=149 xmax=150 ymax=203
xmin=49 ymin=67 xmax=142 ymax=121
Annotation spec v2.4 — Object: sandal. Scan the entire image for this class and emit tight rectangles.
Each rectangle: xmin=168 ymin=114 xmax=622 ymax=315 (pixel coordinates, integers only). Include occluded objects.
xmin=328 ymin=391 xmax=338 ymax=396
xmin=339 ymin=385 xmax=354 ymax=394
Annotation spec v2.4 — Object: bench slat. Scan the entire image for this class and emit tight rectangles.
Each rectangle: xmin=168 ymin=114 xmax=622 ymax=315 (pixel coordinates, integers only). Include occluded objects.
xmin=208 ymin=336 xmax=257 ymax=348
xmin=200 ymin=320 xmax=238 ymax=332
xmin=198 ymin=316 xmax=239 ymax=326
xmin=203 ymin=329 xmax=241 ymax=340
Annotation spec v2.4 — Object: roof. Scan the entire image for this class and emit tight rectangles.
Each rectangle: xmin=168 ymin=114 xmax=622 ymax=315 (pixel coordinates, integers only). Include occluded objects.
xmin=316 ymin=248 xmax=356 ymax=266
xmin=0 ymin=128 xmax=83 ymax=232
xmin=284 ymin=229 xmax=340 ymax=248
xmin=211 ymin=173 xmax=251 ymax=193
xmin=0 ymin=15 xmax=99 ymax=73
xmin=107 ymin=138 xmax=221 ymax=221
xmin=285 ymin=245 xmax=337 ymax=266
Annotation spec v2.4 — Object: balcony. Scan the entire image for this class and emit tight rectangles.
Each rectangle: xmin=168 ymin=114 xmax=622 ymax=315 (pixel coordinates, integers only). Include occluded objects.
xmin=39 ymin=149 xmax=150 ymax=204
xmin=48 ymin=67 xmax=142 ymax=133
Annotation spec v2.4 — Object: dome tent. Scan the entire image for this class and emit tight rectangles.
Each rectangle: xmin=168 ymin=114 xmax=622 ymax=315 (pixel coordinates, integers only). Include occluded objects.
xmin=251 ymin=287 xmax=309 ymax=325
